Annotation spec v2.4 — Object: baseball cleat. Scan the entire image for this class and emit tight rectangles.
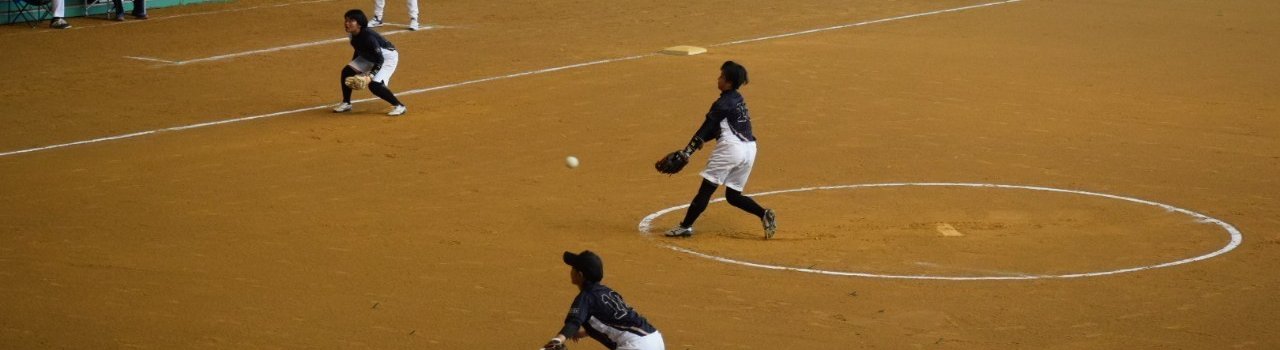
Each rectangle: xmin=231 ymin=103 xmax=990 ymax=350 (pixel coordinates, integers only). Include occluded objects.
xmin=387 ymin=105 xmax=407 ymax=116
xmin=664 ymin=226 xmax=693 ymax=238
xmin=368 ymin=16 xmax=384 ymax=27
xmin=762 ymin=209 xmax=777 ymax=239
xmin=50 ymin=18 xmax=70 ymax=29
xmin=332 ymin=102 xmax=352 ymax=113
xmin=408 ymin=18 xmax=420 ymax=31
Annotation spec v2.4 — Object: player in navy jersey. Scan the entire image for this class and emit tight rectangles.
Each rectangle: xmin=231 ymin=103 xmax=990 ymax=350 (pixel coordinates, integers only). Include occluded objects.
xmin=542 ymin=251 xmax=664 ymax=350
xmin=664 ymin=61 xmax=777 ymax=239
xmin=333 ymin=9 xmax=408 ymax=116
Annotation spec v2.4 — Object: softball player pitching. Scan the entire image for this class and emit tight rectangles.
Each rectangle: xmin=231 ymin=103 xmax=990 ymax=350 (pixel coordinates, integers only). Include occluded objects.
xmin=658 ymin=61 xmax=777 ymax=239
xmin=333 ymin=9 xmax=408 ymax=116
xmin=541 ymin=251 xmax=664 ymax=350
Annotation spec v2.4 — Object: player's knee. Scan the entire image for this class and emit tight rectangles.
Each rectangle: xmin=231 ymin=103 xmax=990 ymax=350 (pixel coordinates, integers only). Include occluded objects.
xmin=725 ymin=189 xmax=749 ymax=205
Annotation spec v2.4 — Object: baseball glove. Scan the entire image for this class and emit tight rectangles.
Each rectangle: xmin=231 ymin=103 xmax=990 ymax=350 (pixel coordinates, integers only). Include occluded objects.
xmin=654 ymin=136 xmax=704 ymax=175
xmin=344 ymin=74 xmax=372 ymax=90
xmin=655 ymin=149 xmax=691 ymax=174
xmin=541 ymin=339 xmax=566 ymax=350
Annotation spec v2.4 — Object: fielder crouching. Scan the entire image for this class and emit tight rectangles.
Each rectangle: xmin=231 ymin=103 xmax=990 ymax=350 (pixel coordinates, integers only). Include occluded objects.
xmin=334 ymin=9 xmax=408 ymax=116
xmin=542 ymin=250 xmax=664 ymax=350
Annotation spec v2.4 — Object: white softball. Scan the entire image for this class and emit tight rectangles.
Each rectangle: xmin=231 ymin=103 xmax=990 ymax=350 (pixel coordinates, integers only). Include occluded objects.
xmin=565 ymin=156 xmax=580 ymax=169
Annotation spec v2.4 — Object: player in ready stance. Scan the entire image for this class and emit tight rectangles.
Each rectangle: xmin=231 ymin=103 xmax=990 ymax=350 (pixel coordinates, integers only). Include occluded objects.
xmin=333 ymin=9 xmax=408 ymax=116
xmin=659 ymin=61 xmax=776 ymax=239
xmin=541 ymin=250 xmax=664 ymax=350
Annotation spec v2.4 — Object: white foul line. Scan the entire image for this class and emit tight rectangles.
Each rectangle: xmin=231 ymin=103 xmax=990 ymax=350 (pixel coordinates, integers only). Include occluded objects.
xmin=712 ymin=0 xmax=1022 ymax=46
xmin=2 ymin=0 xmax=1021 ymax=158
xmin=125 ymin=29 xmax=423 ymax=65
xmin=637 ymin=183 xmax=1244 ymax=281
xmin=122 ymin=56 xmax=176 ymax=64
xmin=2 ymin=0 xmax=341 ymax=37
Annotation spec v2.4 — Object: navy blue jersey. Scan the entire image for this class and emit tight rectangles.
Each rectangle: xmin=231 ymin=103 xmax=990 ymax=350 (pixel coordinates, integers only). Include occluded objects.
xmin=692 ymin=90 xmax=756 ymax=143
xmin=349 ymin=28 xmax=396 ymax=66
xmin=559 ymin=283 xmax=658 ymax=349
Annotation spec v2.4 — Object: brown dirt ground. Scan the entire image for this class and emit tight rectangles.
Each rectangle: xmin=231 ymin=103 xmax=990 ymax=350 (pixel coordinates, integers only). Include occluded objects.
xmin=2 ymin=0 xmax=1279 ymax=348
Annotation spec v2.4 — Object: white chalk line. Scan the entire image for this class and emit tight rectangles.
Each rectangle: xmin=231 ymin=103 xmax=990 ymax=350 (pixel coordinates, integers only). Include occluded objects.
xmin=0 ymin=53 xmax=653 ymax=157
xmin=3 ymin=0 xmax=1019 ymax=157
xmin=3 ymin=0 xmax=341 ymax=36
xmin=712 ymin=0 xmax=1022 ymax=46
xmin=124 ymin=27 xmax=447 ymax=65
xmin=637 ymin=183 xmax=1244 ymax=281
xmin=123 ymin=56 xmax=176 ymax=64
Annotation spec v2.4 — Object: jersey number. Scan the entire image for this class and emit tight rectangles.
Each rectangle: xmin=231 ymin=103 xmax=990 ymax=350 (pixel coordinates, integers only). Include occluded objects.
xmin=599 ymin=292 xmax=630 ymax=319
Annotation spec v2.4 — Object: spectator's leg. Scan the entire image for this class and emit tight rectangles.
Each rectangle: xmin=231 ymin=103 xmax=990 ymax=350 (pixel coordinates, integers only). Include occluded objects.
xmin=133 ymin=0 xmax=147 ymax=17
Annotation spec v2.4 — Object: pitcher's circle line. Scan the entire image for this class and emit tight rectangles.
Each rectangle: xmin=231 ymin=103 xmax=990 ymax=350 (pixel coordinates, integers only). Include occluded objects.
xmin=637 ymin=182 xmax=1242 ymax=280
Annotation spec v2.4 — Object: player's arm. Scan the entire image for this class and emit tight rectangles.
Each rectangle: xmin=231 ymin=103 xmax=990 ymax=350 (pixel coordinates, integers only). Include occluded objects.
xmin=544 ymin=294 xmax=590 ymax=349
xmin=686 ymin=106 xmax=726 ymax=153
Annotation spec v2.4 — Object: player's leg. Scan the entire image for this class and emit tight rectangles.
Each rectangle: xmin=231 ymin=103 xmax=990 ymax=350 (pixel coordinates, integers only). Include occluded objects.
xmin=723 ymin=142 xmax=775 ymax=238
xmin=50 ymin=0 xmax=70 ymax=29
xmin=666 ymin=179 xmax=718 ymax=237
xmin=370 ymin=0 xmax=386 ymax=26
xmin=335 ymin=65 xmax=359 ymax=112
xmin=407 ymin=0 xmax=420 ymax=30
xmin=368 ymin=83 xmax=404 ymax=112
xmin=368 ymin=48 xmax=406 ymax=116
xmin=618 ymin=330 xmax=665 ymax=350
xmin=724 ymin=189 xmax=765 ymax=218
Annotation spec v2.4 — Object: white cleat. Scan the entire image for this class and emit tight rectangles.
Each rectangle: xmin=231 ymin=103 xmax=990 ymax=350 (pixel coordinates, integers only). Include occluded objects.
xmin=664 ymin=226 xmax=693 ymax=238
xmin=368 ymin=16 xmax=384 ymax=27
xmin=387 ymin=105 xmax=407 ymax=116
xmin=408 ymin=18 xmax=420 ymax=31
xmin=332 ymin=102 xmax=353 ymax=113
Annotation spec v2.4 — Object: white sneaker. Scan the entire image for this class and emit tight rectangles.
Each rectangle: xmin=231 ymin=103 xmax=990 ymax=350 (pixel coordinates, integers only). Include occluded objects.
xmin=387 ymin=105 xmax=407 ymax=116
xmin=408 ymin=18 xmax=419 ymax=31
xmin=664 ymin=226 xmax=693 ymax=238
xmin=368 ymin=16 xmax=384 ymax=27
xmin=332 ymin=102 xmax=352 ymax=113
xmin=50 ymin=18 xmax=71 ymax=29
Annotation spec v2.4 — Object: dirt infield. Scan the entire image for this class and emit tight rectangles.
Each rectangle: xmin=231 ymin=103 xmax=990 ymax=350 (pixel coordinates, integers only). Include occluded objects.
xmin=2 ymin=0 xmax=1278 ymax=348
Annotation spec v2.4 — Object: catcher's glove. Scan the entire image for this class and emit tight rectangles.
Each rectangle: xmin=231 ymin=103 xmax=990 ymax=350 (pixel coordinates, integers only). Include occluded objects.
xmin=541 ymin=339 xmax=566 ymax=350
xmin=344 ymin=74 xmax=372 ymax=90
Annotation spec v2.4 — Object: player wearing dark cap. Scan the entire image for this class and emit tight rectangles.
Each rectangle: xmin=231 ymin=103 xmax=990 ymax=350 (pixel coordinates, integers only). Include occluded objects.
xmin=542 ymin=250 xmax=664 ymax=350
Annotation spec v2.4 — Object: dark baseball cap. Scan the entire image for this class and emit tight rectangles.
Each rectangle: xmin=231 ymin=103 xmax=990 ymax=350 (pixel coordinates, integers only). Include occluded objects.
xmin=563 ymin=250 xmax=604 ymax=283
